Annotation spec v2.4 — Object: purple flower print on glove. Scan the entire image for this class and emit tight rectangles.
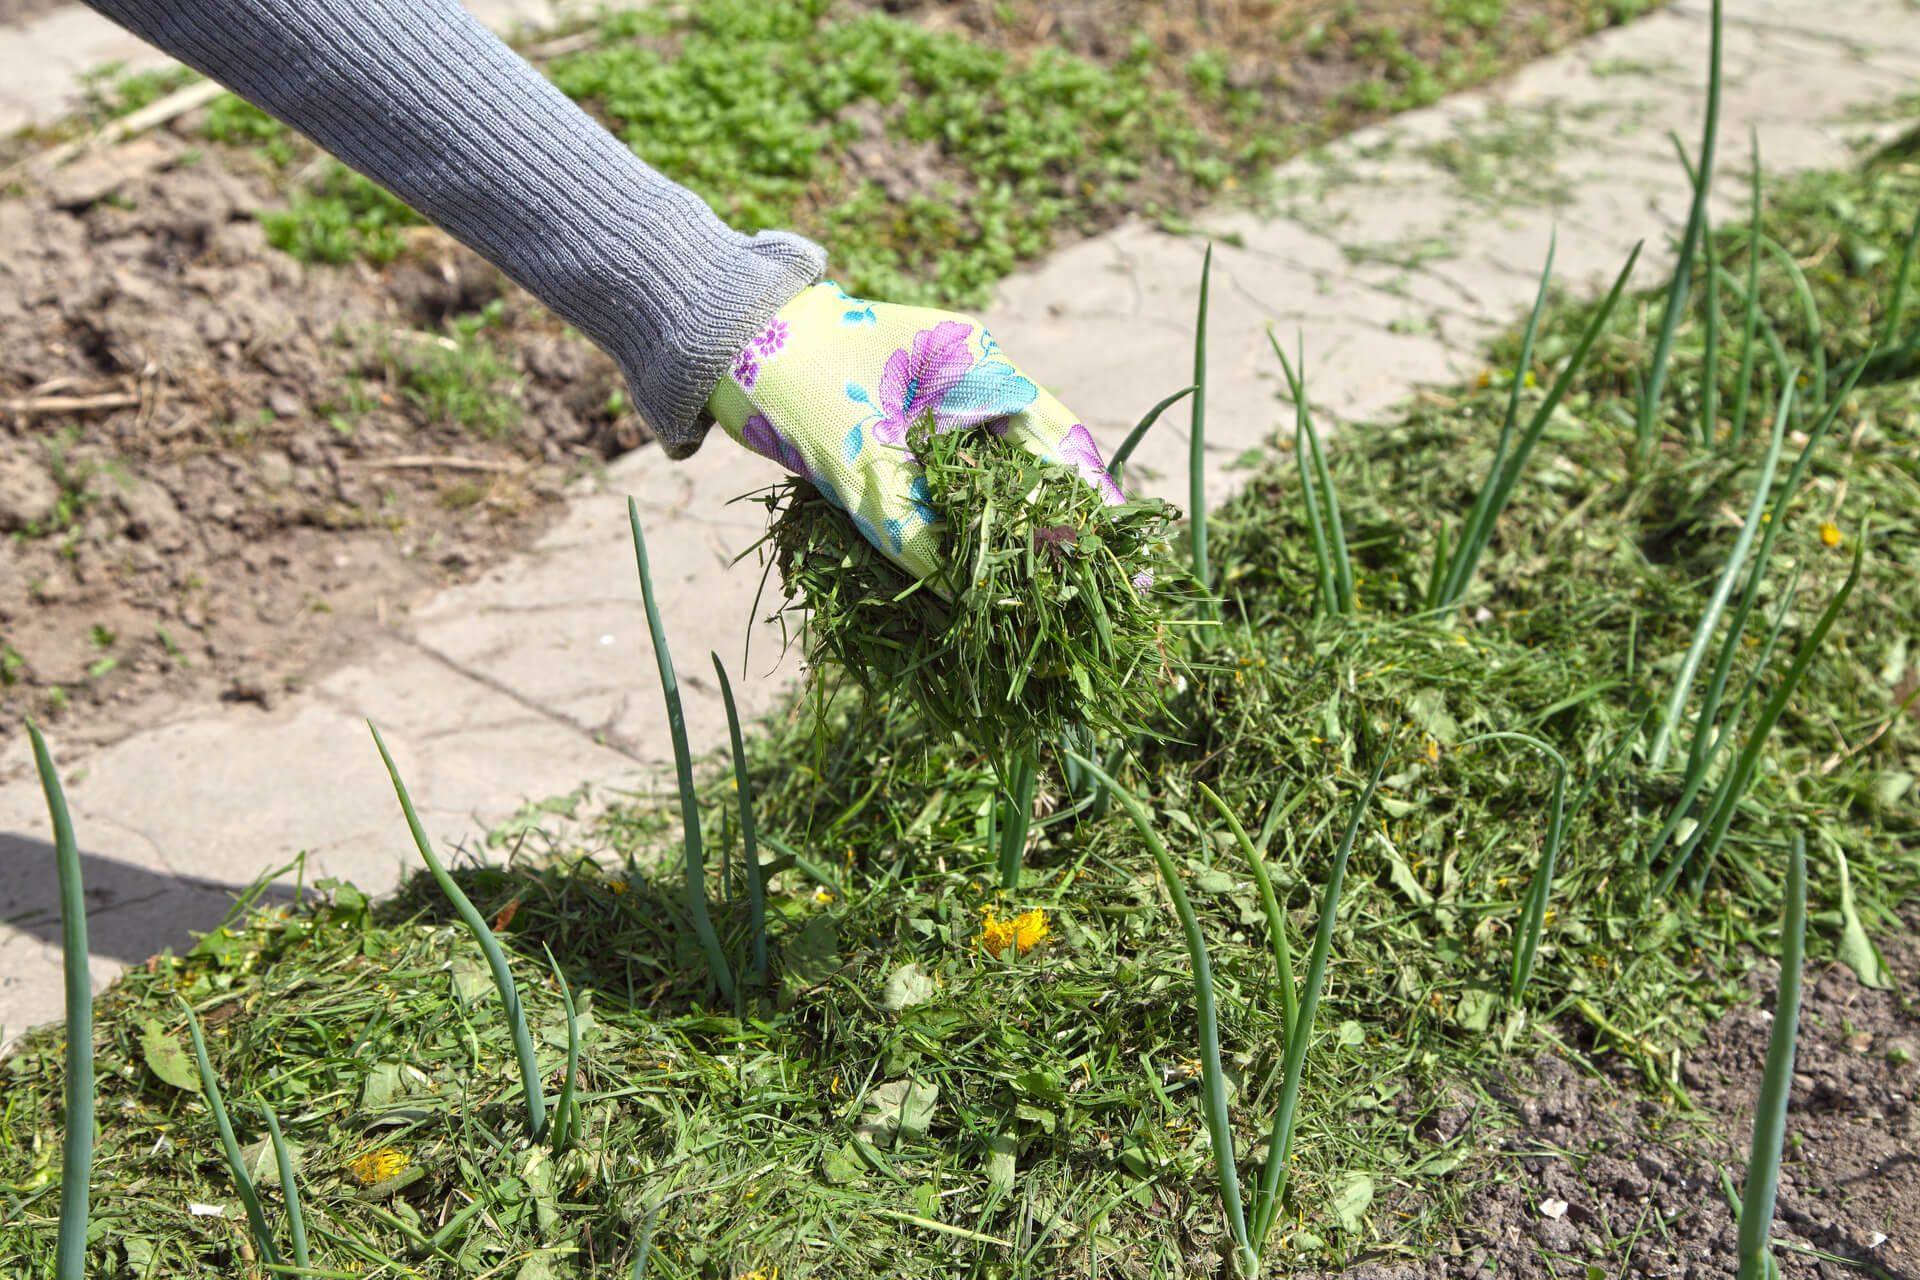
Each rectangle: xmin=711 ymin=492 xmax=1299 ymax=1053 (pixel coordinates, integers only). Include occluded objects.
xmin=753 ymin=317 xmax=789 ymax=357
xmin=741 ymin=413 xmax=808 ymax=480
xmin=732 ymin=346 xmax=760 ymax=390
xmin=872 ymin=321 xmax=977 ymax=446
xmin=1056 ymin=423 xmax=1125 ymax=505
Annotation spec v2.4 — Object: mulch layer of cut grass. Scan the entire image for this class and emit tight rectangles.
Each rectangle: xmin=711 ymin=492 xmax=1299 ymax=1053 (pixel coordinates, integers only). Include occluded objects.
xmin=3 ymin=95 xmax=1914 ymax=1278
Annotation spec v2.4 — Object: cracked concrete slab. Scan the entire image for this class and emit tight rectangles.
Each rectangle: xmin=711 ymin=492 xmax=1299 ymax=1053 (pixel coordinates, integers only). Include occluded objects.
xmin=6 ymin=0 xmax=1920 ymax=1042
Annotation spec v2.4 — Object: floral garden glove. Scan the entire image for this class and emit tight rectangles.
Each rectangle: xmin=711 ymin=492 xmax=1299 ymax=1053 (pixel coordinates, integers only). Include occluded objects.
xmin=705 ymin=281 xmax=1124 ymax=580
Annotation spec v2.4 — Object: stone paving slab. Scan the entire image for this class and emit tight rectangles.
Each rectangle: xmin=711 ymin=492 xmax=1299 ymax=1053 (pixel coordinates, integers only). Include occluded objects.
xmin=0 ymin=0 xmax=564 ymax=135
xmin=5 ymin=0 xmax=1919 ymax=1043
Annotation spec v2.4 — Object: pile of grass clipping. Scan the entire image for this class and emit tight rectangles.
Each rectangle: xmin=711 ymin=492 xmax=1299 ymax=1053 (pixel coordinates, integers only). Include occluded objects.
xmin=765 ymin=420 xmax=1192 ymax=761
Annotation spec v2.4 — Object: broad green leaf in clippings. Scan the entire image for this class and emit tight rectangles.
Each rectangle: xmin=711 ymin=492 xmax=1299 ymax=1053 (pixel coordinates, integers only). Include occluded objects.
xmin=854 ymin=1078 xmax=940 ymax=1148
xmin=786 ymin=913 xmax=842 ymax=985
xmin=1453 ymin=987 xmax=1498 ymax=1032
xmin=541 ymin=997 xmax=596 ymax=1050
xmin=449 ymin=953 xmax=491 ymax=1007
xmin=361 ymin=1061 xmax=404 ymax=1109
xmin=1873 ymin=770 xmax=1913 ymax=809
xmin=1877 ymin=634 xmax=1908 ymax=687
xmin=880 ymin=962 xmax=936 ymax=1012
xmin=512 ymin=1251 xmax=561 ymax=1280
xmin=1377 ymin=832 xmax=1435 ymax=906
xmin=525 ymin=1151 xmax=561 ymax=1234
xmin=820 ymin=1143 xmax=864 ymax=1185
xmin=140 ymin=1018 xmax=202 ymax=1094
xmin=985 ymin=1132 xmax=1017 ymax=1197
xmin=1407 ymin=687 xmax=1461 ymax=745
xmin=237 ymin=1136 xmax=279 ymax=1184
xmin=1319 ymin=696 xmax=1343 ymax=747
xmin=1191 ymin=868 xmax=1237 ymax=895
xmin=1833 ymin=844 xmax=1893 ymax=990
xmin=1333 ymin=1172 xmax=1375 ymax=1233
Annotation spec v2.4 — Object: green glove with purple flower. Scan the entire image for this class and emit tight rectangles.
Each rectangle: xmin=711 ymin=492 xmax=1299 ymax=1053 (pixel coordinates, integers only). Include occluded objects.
xmin=706 ymin=282 xmax=1125 ymax=580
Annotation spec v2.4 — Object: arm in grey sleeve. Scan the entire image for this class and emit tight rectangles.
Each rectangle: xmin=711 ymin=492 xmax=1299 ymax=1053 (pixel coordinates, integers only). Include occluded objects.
xmin=80 ymin=0 xmax=826 ymax=455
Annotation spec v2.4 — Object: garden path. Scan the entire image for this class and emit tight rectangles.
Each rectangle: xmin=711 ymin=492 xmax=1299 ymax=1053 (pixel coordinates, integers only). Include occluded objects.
xmin=3 ymin=0 xmax=1917 ymax=1040
xmin=0 ymin=0 xmax=563 ymax=134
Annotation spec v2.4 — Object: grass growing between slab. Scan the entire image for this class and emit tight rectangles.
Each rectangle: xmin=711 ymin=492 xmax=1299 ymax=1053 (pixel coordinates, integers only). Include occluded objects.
xmin=4 ymin=119 xmax=1918 ymax=1280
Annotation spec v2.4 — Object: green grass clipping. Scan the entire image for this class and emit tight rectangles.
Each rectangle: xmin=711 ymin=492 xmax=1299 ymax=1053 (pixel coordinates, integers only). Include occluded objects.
xmin=764 ymin=418 xmax=1195 ymax=761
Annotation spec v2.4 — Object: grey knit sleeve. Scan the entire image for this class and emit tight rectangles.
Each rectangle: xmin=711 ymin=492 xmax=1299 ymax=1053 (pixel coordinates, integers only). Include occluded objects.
xmin=80 ymin=0 xmax=827 ymax=455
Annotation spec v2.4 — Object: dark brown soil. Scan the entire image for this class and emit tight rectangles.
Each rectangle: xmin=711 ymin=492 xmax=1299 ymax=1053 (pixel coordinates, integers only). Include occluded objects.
xmin=1344 ymin=919 xmax=1919 ymax=1279
xmin=0 ymin=136 xmax=637 ymax=756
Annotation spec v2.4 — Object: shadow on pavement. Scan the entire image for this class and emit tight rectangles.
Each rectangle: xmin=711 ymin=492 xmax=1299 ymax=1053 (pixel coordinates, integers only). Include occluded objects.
xmin=0 ymin=830 xmax=300 ymax=965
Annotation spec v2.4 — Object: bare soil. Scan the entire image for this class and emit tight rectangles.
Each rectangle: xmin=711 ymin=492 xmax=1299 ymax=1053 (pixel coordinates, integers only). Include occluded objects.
xmin=1347 ymin=918 xmax=1919 ymax=1279
xmin=0 ymin=137 xmax=635 ymax=757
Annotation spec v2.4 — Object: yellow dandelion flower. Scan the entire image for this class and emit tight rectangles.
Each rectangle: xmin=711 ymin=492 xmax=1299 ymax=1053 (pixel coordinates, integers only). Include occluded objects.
xmin=1424 ymin=738 xmax=1440 ymax=765
xmin=1819 ymin=520 xmax=1842 ymax=548
xmin=979 ymin=907 xmax=1051 ymax=958
xmin=979 ymin=911 xmax=1016 ymax=958
xmin=813 ymin=887 xmax=836 ymax=905
xmin=607 ymin=878 xmax=629 ymax=897
xmin=348 ymin=1147 xmax=409 ymax=1186
xmin=1012 ymin=909 xmax=1051 ymax=953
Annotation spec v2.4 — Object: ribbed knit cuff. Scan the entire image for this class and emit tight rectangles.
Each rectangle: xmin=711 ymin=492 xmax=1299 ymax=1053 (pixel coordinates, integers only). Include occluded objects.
xmin=619 ymin=226 xmax=825 ymax=458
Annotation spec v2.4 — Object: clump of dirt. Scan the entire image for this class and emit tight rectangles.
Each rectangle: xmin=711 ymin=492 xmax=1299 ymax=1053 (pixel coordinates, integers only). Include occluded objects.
xmin=0 ymin=138 xmax=638 ymax=756
xmin=1346 ymin=918 xmax=1918 ymax=1278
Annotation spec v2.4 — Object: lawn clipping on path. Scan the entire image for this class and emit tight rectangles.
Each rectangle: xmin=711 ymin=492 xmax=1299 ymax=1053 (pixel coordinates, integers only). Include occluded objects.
xmin=763 ymin=417 xmax=1194 ymax=762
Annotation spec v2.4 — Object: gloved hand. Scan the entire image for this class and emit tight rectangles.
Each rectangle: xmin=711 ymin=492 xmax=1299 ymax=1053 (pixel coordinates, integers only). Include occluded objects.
xmin=706 ymin=281 xmax=1124 ymax=580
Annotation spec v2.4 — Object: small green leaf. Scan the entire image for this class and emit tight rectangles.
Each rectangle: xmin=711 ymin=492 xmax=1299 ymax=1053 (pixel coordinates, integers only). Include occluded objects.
xmin=1833 ymin=845 xmax=1892 ymax=990
xmin=1407 ymin=688 xmax=1460 ymax=745
xmin=786 ymin=914 xmax=841 ymax=985
xmin=1012 ymin=1068 xmax=1066 ymax=1103
xmin=360 ymin=1061 xmax=404 ymax=1109
xmin=1192 ymin=868 xmax=1237 ymax=895
xmin=855 ymin=1078 xmax=939 ymax=1149
xmin=821 ymin=1142 xmax=863 ymax=1185
xmin=237 ymin=1136 xmax=279 ymax=1184
xmin=513 ymin=1251 xmax=560 ymax=1280
xmin=449 ymin=953 xmax=491 ymax=1006
xmin=1454 ymin=987 xmax=1498 ymax=1031
xmin=985 ymin=1133 xmax=1017 ymax=1198
xmin=880 ymin=963 xmax=935 ymax=1012
xmin=1380 ymin=840 xmax=1434 ymax=907
xmin=140 ymin=1019 xmax=201 ymax=1094
xmin=1332 ymin=1172 xmax=1374 ymax=1233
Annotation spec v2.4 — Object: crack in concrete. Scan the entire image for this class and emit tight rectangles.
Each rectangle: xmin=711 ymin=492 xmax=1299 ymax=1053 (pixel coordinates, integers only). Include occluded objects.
xmin=352 ymin=636 xmax=645 ymax=764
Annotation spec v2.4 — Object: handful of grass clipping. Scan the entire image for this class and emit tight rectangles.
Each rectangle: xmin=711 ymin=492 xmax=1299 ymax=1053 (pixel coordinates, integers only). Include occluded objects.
xmin=765 ymin=419 xmax=1192 ymax=761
